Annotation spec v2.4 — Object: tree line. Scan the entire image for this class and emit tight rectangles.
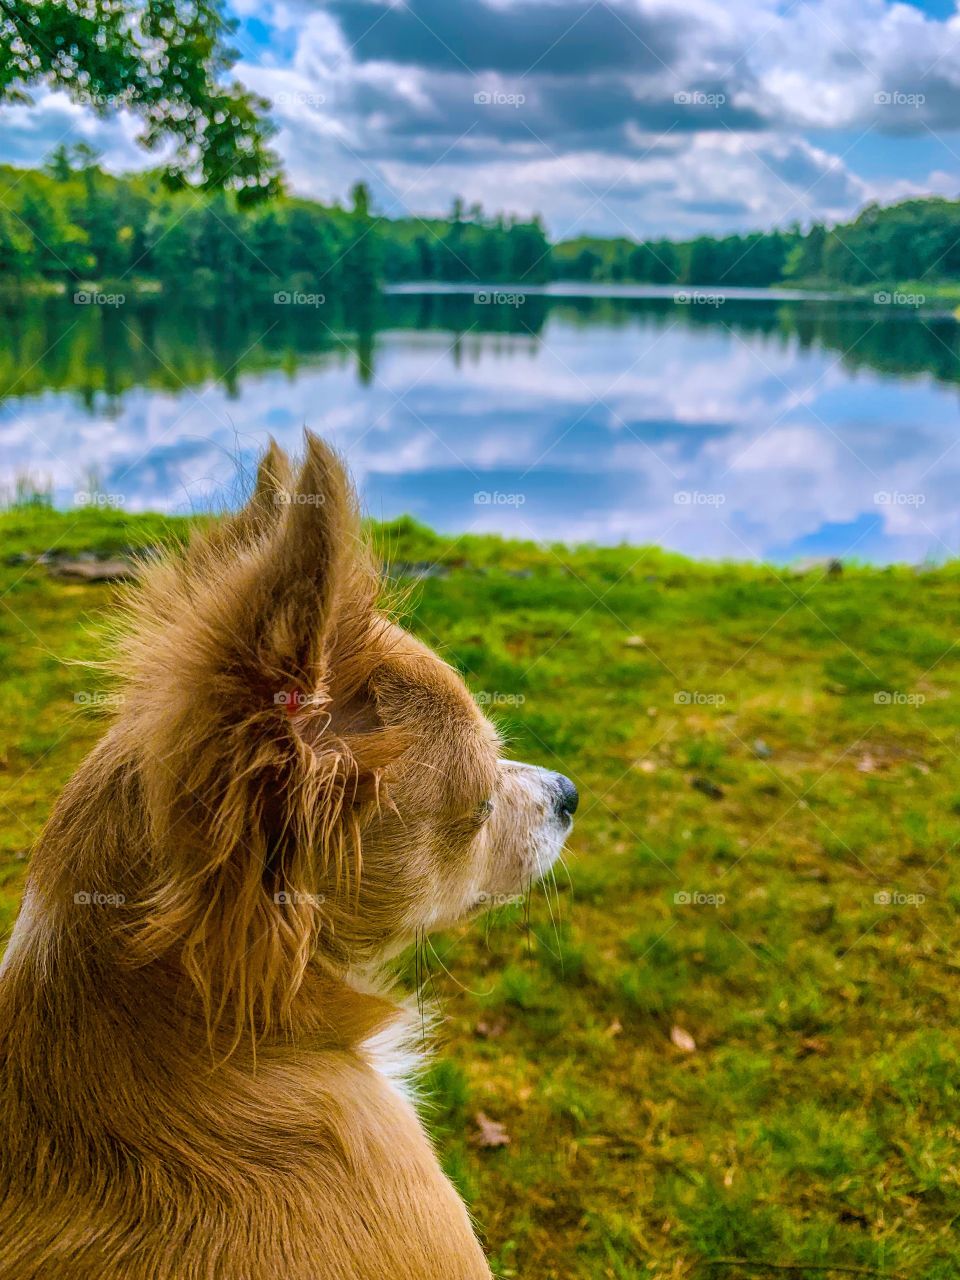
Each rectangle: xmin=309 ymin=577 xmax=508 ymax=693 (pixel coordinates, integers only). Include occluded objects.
xmin=1 ymin=149 xmax=958 ymax=294
xmin=0 ymin=150 xmax=552 ymax=297
xmin=552 ymin=198 xmax=960 ymax=289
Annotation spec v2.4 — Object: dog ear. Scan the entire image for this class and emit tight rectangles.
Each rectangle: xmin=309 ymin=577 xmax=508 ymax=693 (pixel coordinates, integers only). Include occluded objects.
xmin=117 ymin=432 xmax=404 ymax=1047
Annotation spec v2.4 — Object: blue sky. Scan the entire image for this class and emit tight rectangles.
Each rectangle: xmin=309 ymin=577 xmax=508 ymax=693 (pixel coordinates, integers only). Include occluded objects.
xmin=3 ymin=0 xmax=960 ymax=238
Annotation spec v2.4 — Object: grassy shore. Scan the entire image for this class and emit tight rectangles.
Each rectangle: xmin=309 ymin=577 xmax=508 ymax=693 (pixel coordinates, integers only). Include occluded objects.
xmin=1 ymin=506 xmax=958 ymax=1279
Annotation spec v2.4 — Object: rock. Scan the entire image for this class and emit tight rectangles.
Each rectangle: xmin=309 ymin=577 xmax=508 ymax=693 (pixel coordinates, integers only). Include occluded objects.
xmin=691 ymin=776 xmax=724 ymax=799
xmin=670 ymin=1025 xmax=697 ymax=1053
xmin=50 ymin=558 xmax=135 ymax=583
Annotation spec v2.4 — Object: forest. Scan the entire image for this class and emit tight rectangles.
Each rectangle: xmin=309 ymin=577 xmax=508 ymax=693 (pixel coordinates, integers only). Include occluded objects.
xmin=1 ymin=146 xmax=959 ymax=294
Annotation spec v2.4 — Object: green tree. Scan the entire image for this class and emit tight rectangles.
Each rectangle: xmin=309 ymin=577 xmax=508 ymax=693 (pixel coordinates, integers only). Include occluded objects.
xmin=342 ymin=181 xmax=379 ymax=299
xmin=0 ymin=0 xmax=281 ymax=202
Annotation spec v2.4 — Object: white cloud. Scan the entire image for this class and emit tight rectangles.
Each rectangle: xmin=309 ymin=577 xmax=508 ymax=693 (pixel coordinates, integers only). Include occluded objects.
xmin=2 ymin=0 xmax=960 ymax=234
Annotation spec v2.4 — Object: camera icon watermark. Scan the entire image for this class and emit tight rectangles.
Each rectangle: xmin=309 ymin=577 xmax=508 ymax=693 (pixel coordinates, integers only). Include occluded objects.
xmin=874 ymin=490 xmax=925 ymax=506
xmin=274 ymin=90 xmax=326 ymax=108
xmin=75 ymin=490 xmax=126 ymax=508
xmin=273 ymin=490 xmax=326 ymax=506
xmin=74 ymin=890 xmax=126 ymax=906
xmin=874 ymin=889 xmax=925 ymax=906
xmin=474 ymin=491 xmax=526 ymax=506
xmin=674 ymin=289 xmax=725 ymax=307
xmin=74 ymin=690 xmax=125 ymax=708
xmin=874 ymin=90 xmax=925 ymax=108
xmin=474 ymin=289 xmax=525 ymax=307
xmin=77 ymin=89 xmax=135 ymax=109
xmin=474 ymin=89 xmax=525 ymax=108
xmin=476 ymin=691 xmax=526 ymax=707
xmin=274 ymin=891 xmax=326 ymax=907
xmin=873 ymin=690 xmax=925 ymax=707
xmin=675 ymin=690 xmax=726 ymax=706
xmin=674 ymin=90 xmax=726 ymax=107
xmin=674 ymin=490 xmax=726 ymax=507
xmin=274 ymin=290 xmax=325 ymax=307
xmin=74 ymin=290 xmax=125 ymax=307
xmin=873 ymin=290 xmax=924 ymax=307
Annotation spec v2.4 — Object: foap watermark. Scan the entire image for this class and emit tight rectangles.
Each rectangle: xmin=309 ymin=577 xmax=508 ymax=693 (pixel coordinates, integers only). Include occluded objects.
xmin=674 ymin=490 xmax=726 ymax=507
xmin=475 ymin=289 xmax=525 ymax=307
xmin=74 ymin=890 xmax=126 ymax=906
xmin=674 ymin=890 xmax=726 ymax=906
xmin=476 ymin=691 xmax=526 ymax=707
xmin=674 ymin=90 xmax=726 ymax=107
xmin=874 ymin=690 xmax=926 ymax=707
xmin=675 ymin=690 xmax=726 ymax=706
xmin=874 ymin=490 xmax=925 ymax=507
xmin=274 ymin=90 xmax=326 ymax=109
xmin=474 ymin=490 xmax=525 ymax=506
xmin=874 ymin=290 xmax=924 ymax=308
xmin=74 ymin=490 xmax=125 ymax=508
xmin=475 ymin=891 xmax=525 ymax=907
xmin=273 ymin=489 xmax=326 ymax=506
xmin=674 ymin=289 xmax=725 ymax=307
xmin=74 ymin=290 xmax=125 ymax=308
xmin=874 ymin=90 xmax=925 ymax=108
xmin=274 ymin=290 xmax=325 ymax=308
xmin=274 ymin=890 xmax=326 ymax=907
xmin=74 ymin=690 xmax=125 ymax=709
xmin=273 ymin=690 xmax=318 ymax=711
xmin=874 ymin=889 xmax=925 ymax=907
xmin=474 ymin=89 xmax=525 ymax=108
xmin=76 ymin=89 xmax=136 ymax=109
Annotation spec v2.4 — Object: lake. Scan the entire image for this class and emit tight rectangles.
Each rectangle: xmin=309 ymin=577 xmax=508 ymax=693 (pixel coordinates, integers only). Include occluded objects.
xmin=2 ymin=285 xmax=960 ymax=563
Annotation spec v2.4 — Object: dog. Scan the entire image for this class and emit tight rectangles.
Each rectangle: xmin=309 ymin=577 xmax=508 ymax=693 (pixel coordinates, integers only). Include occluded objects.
xmin=0 ymin=434 xmax=577 ymax=1279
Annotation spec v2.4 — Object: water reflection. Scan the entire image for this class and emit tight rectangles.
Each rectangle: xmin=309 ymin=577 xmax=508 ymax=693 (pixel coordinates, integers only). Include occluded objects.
xmin=2 ymin=290 xmax=959 ymax=562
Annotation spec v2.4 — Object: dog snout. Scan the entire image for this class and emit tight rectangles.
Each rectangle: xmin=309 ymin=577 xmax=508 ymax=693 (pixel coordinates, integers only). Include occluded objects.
xmin=552 ymin=773 xmax=579 ymax=821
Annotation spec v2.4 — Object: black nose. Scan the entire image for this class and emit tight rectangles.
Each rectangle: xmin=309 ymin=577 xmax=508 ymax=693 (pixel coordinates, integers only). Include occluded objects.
xmin=554 ymin=773 xmax=579 ymax=820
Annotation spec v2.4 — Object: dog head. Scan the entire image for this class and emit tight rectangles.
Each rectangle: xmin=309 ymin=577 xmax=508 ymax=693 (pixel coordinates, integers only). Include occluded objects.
xmin=116 ymin=434 xmax=576 ymax=1036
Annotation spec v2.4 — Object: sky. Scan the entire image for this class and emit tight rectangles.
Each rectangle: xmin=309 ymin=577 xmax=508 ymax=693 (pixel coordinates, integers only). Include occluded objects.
xmin=3 ymin=0 xmax=960 ymax=239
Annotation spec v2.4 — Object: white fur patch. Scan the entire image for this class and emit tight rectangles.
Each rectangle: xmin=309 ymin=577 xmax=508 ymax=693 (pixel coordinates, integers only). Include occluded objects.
xmin=360 ymin=1016 xmax=426 ymax=1103
xmin=0 ymin=885 xmax=38 ymax=977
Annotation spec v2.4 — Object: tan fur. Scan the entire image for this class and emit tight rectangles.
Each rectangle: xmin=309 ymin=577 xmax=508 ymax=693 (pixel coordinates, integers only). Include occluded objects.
xmin=0 ymin=435 xmax=573 ymax=1279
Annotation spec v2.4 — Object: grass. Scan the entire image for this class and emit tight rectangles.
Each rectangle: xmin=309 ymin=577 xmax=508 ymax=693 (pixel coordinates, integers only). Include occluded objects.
xmin=1 ymin=506 xmax=958 ymax=1279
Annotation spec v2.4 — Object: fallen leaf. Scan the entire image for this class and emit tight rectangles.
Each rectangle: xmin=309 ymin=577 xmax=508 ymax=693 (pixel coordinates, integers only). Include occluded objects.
xmin=670 ymin=1025 xmax=697 ymax=1053
xmin=604 ymin=1018 xmax=622 ymax=1038
xmin=623 ymin=635 xmax=645 ymax=647
xmin=799 ymin=1036 xmax=828 ymax=1056
xmin=472 ymin=1111 xmax=510 ymax=1148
